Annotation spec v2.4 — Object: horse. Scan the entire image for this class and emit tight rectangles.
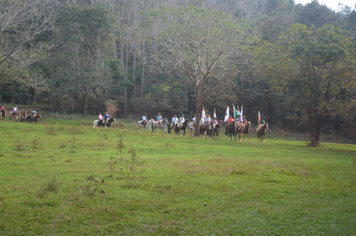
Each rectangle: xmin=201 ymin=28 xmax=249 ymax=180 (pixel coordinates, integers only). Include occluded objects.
xmin=256 ymin=123 xmax=268 ymax=142
xmin=32 ymin=114 xmax=41 ymax=123
xmin=153 ymin=118 xmax=168 ymax=133
xmin=174 ymin=119 xmax=188 ymax=135
xmin=188 ymin=122 xmax=195 ymax=136
xmin=137 ymin=118 xmax=154 ymax=132
xmin=235 ymin=122 xmax=245 ymax=141
xmin=0 ymin=108 xmax=5 ymax=121
xmin=94 ymin=118 xmax=116 ymax=128
xmin=9 ymin=111 xmax=20 ymax=121
xmin=225 ymin=121 xmax=237 ymax=140
xmin=212 ymin=123 xmax=221 ymax=138
xmin=22 ymin=114 xmax=41 ymax=123
xmin=242 ymin=121 xmax=251 ymax=141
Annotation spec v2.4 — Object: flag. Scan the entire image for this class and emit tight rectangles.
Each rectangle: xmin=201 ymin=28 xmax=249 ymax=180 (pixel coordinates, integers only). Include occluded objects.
xmin=201 ymin=107 xmax=206 ymax=121
xmin=258 ymin=111 xmax=261 ymax=125
xmin=241 ymin=105 xmax=243 ymax=118
xmin=213 ymin=109 xmax=217 ymax=119
xmin=224 ymin=106 xmax=229 ymax=122
xmin=233 ymin=105 xmax=237 ymax=119
xmin=233 ymin=104 xmax=240 ymax=118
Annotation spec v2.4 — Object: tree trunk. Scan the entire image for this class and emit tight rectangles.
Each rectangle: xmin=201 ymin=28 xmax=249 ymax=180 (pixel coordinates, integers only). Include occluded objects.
xmin=141 ymin=36 xmax=146 ymax=98
xmin=194 ymin=89 xmax=202 ymax=137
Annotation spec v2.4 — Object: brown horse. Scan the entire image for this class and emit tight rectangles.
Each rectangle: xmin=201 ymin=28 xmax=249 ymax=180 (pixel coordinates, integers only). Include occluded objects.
xmin=256 ymin=123 xmax=268 ymax=142
xmin=242 ymin=121 xmax=251 ymax=141
xmin=225 ymin=121 xmax=237 ymax=140
xmin=235 ymin=122 xmax=245 ymax=141
xmin=9 ymin=111 xmax=20 ymax=121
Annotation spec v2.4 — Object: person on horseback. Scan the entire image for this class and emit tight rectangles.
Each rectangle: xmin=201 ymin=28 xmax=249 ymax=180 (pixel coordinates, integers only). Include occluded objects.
xmin=12 ymin=106 xmax=18 ymax=115
xmin=104 ymin=112 xmax=110 ymax=124
xmin=204 ymin=114 xmax=211 ymax=129
xmin=32 ymin=109 xmax=37 ymax=117
xmin=237 ymin=114 xmax=243 ymax=123
xmin=23 ymin=110 xmax=28 ymax=118
xmin=192 ymin=115 xmax=196 ymax=125
xmin=172 ymin=114 xmax=178 ymax=129
xmin=142 ymin=114 xmax=147 ymax=125
xmin=228 ymin=115 xmax=233 ymax=124
xmin=157 ymin=112 xmax=162 ymax=126
xmin=0 ymin=105 xmax=4 ymax=111
xmin=243 ymin=115 xmax=247 ymax=125
xmin=179 ymin=114 xmax=185 ymax=125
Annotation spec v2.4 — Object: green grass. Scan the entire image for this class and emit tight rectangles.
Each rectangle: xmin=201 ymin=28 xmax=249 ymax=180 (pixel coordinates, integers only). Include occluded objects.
xmin=0 ymin=117 xmax=355 ymax=235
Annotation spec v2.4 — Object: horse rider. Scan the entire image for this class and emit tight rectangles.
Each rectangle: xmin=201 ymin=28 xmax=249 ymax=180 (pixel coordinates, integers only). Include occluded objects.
xmin=237 ymin=114 xmax=243 ymax=123
xmin=179 ymin=114 xmax=185 ymax=127
xmin=204 ymin=114 xmax=211 ymax=129
xmin=32 ymin=109 xmax=37 ymax=117
xmin=98 ymin=112 xmax=103 ymax=122
xmin=157 ymin=112 xmax=163 ymax=126
xmin=23 ymin=110 xmax=28 ymax=118
xmin=172 ymin=114 xmax=178 ymax=129
xmin=243 ymin=116 xmax=247 ymax=125
xmin=192 ymin=115 xmax=196 ymax=126
xmin=0 ymin=105 xmax=5 ymax=119
xmin=12 ymin=106 xmax=18 ymax=115
xmin=212 ymin=117 xmax=218 ymax=130
xmin=104 ymin=112 xmax=111 ymax=124
xmin=142 ymin=114 xmax=147 ymax=125
xmin=228 ymin=115 xmax=234 ymax=124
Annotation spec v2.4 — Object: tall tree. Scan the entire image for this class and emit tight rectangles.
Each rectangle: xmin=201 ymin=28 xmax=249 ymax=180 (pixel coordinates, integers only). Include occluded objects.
xmin=148 ymin=6 xmax=252 ymax=136
xmin=277 ymin=23 xmax=356 ymax=146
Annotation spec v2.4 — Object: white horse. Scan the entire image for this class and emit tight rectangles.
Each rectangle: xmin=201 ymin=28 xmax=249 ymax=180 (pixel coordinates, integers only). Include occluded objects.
xmin=137 ymin=118 xmax=154 ymax=131
xmin=153 ymin=118 xmax=167 ymax=133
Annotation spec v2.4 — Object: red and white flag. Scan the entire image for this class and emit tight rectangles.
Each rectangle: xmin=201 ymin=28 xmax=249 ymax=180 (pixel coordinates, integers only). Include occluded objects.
xmin=214 ymin=109 xmax=217 ymax=119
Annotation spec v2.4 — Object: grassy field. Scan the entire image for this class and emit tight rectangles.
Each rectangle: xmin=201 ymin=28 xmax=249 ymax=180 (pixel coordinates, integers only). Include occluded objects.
xmin=0 ymin=115 xmax=355 ymax=235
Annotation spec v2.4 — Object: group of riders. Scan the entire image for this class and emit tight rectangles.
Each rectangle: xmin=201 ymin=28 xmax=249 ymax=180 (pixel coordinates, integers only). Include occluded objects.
xmin=0 ymin=105 xmax=40 ymax=122
xmin=140 ymin=112 xmax=252 ymax=132
xmin=97 ymin=112 xmax=111 ymax=125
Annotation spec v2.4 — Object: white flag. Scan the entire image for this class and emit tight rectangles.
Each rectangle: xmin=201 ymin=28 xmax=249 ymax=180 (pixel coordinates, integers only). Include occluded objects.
xmin=201 ymin=107 xmax=206 ymax=121
xmin=224 ymin=106 xmax=229 ymax=122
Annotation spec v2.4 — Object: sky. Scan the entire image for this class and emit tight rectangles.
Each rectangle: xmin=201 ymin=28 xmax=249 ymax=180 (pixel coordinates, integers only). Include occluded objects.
xmin=295 ymin=0 xmax=356 ymax=12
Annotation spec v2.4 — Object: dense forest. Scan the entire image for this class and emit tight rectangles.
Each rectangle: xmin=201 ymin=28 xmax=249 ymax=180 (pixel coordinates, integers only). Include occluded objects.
xmin=1 ymin=0 xmax=356 ymax=144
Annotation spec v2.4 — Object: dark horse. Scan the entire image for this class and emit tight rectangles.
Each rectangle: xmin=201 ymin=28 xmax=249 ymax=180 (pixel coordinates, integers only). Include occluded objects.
xmin=175 ymin=119 xmax=188 ymax=135
xmin=225 ymin=121 xmax=237 ymax=140
xmin=213 ymin=123 xmax=222 ymax=138
xmin=98 ymin=118 xmax=116 ymax=128
xmin=256 ymin=123 xmax=268 ymax=142
xmin=0 ymin=108 xmax=5 ymax=121
xmin=242 ymin=121 xmax=251 ymax=141
xmin=21 ymin=114 xmax=41 ymax=123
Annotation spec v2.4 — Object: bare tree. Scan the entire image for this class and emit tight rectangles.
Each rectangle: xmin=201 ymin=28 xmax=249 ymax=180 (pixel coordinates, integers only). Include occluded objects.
xmin=0 ymin=0 xmax=56 ymax=68
xmin=148 ymin=6 xmax=251 ymax=136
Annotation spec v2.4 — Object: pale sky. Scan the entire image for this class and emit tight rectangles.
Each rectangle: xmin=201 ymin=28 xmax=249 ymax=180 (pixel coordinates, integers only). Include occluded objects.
xmin=295 ymin=0 xmax=356 ymax=12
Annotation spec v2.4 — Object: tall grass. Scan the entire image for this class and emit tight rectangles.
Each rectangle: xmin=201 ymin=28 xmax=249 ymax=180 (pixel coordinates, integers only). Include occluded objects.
xmin=0 ymin=118 xmax=355 ymax=235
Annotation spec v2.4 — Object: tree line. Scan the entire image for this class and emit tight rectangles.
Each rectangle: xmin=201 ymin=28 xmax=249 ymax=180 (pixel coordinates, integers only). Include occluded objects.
xmin=1 ymin=0 xmax=356 ymax=145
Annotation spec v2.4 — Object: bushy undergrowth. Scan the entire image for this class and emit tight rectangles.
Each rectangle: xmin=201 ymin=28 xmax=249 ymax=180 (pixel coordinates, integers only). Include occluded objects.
xmin=0 ymin=118 xmax=355 ymax=235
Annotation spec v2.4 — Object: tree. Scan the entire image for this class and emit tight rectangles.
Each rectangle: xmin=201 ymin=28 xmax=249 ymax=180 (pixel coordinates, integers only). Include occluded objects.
xmin=278 ymin=23 xmax=356 ymax=146
xmin=147 ymin=6 xmax=252 ymax=136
